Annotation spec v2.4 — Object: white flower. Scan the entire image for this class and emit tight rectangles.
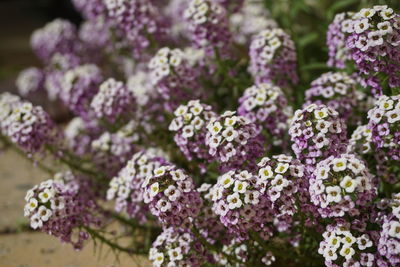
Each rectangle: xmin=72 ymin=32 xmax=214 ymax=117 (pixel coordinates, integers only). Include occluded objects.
xmin=150 ymin=182 xmax=160 ymax=197
xmin=379 ymin=99 xmax=394 ymax=110
xmin=153 ymin=252 xmax=164 ymax=266
xmin=30 ymin=213 xmax=43 ymax=229
xmin=227 ymin=193 xmax=243 ymax=209
xmin=341 ymin=233 xmax=357 ymax=246
xmin=157 ymin=198 xmax=171 ymax=212
xmin=380 ymin=8 xmax=395 ymax=20
xmin=171 ymin=169 xmax=186 ymax=181
xmin=182 ymin=125 xmax=194 ymax=138
xmin=164 ymin=185 xmax=181 ymax=201
xmin=25 ymin=189 xmax=35 ymax=202
xmin=210 ymin=122 xmax=222 ymax=135
xmin=233 ymin=180 xmax=248 ymax=193
xmin=388 ymin=221 xmax=400 ymax=238
xmin=359 ymin=8 xmax=375 ymax=18
xmin=220 ymin=174 xmax=234 ymax=188
xmin=27 ymin=198 xmax=38 ymax=212
xmin=50 ymin=198 xmax=65 ymax=210
xmin=326 ymin=186 xmax=342 ymax=203
xmin=387 ymin=110 xmax=400 ymax=123
xmin=316 ymin=120 xmax=331 ymax=134
xmin=340 ymin=176 xmax=358 ymax=193
xmin=224 ymin=116 xmax=237 ymax=127
xmin=222 ymin=127 xmax=238 ymax=142
xmin=38 ymin=189 xmax=54 ymax=203
xmin=332 ymin=158 xmax=347 ymax=172
xmin=275 ymin=163 xmax=289 ymax=174
xmin=244 ymin=191 xmax=260 ymax=205
xmin=354 ymin=18 xmax=370 ymax=34
xmin=209 ymin=135 xmax=222 ymax=148
xmin=271 ymin=174 xmax=289 ymax=191
xmin=357 ymin=234 xmax=373 ymax=250
xmin=328 ymin=235 xmax=341 ymax=250
xmin=174 ymin=105 xmax=188 ymax=116
xmin=314 ymin=108 xmax=328 ymax=119
xmin=368 ymin=31 xmax=384 ymax=47
xmin=37 ymin=206 xmax=52 ymax=222
xmin=259 ymin=166 xmax=273 ymax=180
xmin=339 ymin=245 xmax=355 ymax=260
xmin=168 ymin=247 xmax=183 ymax=261
xmin=191 ymin=117 xmax=204 ymax=130
xmin=317 ymin=166 xmax=329 ymax=180
xmin=377 ymin=21 xmax=393 ymax=35
xmin=323 ymin=248 xmax=338 ymax=261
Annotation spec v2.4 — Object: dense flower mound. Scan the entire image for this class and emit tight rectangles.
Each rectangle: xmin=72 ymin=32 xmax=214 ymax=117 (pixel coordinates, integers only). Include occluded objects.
xmin=249 ymin=28 xmax=298 ymax=87
xmin=169 ymin=100 xmax=216 ymax=163
xmin=205 ymin=111 xmax=264 ymax=171
xmin=183 ymin=0 xmax=231 ymax=54
xmin=149 ymin=227 xmax=211 ymax=267
xmin=367 ymin=94 xmax=400 ymax=161
xmin=230 ymin=0 xmax=277 ymax=45
xmin=319 ymin=223 xmax=377 ymax=267
xmin=210 ymin=169 xmax=274 ymax=239
xmin=16 ymin=67 xmax=44 ymax=96
xmin=64 ymin=117 xmax=96 ymax=156
xmin=289 ymin=104 xmax=348 ymax=167
xmin=256 ymin=155 xmax=305 ymax=232
xmin=5 ymin=101 xmax=58 ymax=154
xmin=61 ymin=64 xmax=103 ymax=118
xmin=149 ymin=47 xmax=203 ymax=111
xmin=24 ymin=173 xmax=100 ymax=250
xmin=31 ymin=19 xmax=79 ymax=63
xmin=238 ymin=83 xmax=292 ymax=146
xmin=328 ymin=5 xmax=400 ymax=96
xmin=378 ymin=193 xmax=400 ymax=266
xmin=90 ymin=78 xmax=135 ymax=123
xmin=104 ymin=0 xmax=165 ymax=57
xmin=107 ymin=149 xmax=168 ymax=223
xmin=127 ymin=70 xmax=156 ymax=107
xmin=310 ymin=153 xmax=376 ymax=218
xmin=327 ymin=12 xmax=354 ymax=69
xmin=304 ymin=72 xmax=365 ymax=124
xmin=142 ymin=165 xmax=202 ymax=228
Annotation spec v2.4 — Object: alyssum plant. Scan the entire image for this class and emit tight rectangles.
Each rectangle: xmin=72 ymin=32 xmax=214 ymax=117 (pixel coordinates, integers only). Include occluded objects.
xmin=1 ymin=0 xmax=400 ymax=266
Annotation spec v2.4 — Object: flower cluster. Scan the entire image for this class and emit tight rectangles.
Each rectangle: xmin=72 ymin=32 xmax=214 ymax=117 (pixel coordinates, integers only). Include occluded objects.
xmin=183 ymin=0 xmax=231 ymax=54
xmin=210 ymin=169 xmax=274 ymax=238
xmin=367 ymin=94 xmax=400 ymax=161
xmin=249 ymin=28 xmax=298 ymax=87
xmin=310 ymin=153 xmax=376 ymax=218
xmin=16 ymin=67 xmax=44 ymax=96
xmin=4 ymin=101 xmax=57 ymax=154
xmin=107 ymin=149 xmax=168 ymax=223
xmin=205 ymin=111 xmax=264 ymax=171
xmin=104 ymin=0 xmax=165 ymax=57
xmin=90 ymin=78 xmax=135 ymax=123
xmin=304 ymin=72 xmax=365 ymax=124
xmin=169 ymin=100 xmax=216 ymax=164
xmin=341 ymin=6 xmax=400 ymax=95
xmin=319 ymin=224 xmax=376 ymax=266
xmin=24 ymin=174 xmax=100 ymax=250
xmin=238 ymin=83 xmax=292 ymax=146
xmin=31 ymin=19 xmax=79 ymax=63
xmin=256 ymin=155 xmax=305 ymax=231
xmin=149 ymin=47 xmax=202 ymax=111
xmin=289 ymin=104 xmax=347 ymax=167
xmin=61 ymin=64 xmax=103 ymax=118
xmin=0 ymin=93 xmax=22 ymax=135
xmin=149 ymin=227 xmax=211 ymax=267
xmin=143 ymin=165 xmax=202 ymax=228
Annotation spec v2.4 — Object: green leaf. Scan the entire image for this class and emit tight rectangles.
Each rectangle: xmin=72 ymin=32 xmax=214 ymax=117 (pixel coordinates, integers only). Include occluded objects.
xmin=298 ymin=33 xmax=319 ymax=48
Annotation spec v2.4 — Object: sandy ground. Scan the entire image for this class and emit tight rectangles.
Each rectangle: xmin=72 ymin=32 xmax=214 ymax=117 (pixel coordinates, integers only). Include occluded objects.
xmin=0 ymin=149 xmax=151 ymax=267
